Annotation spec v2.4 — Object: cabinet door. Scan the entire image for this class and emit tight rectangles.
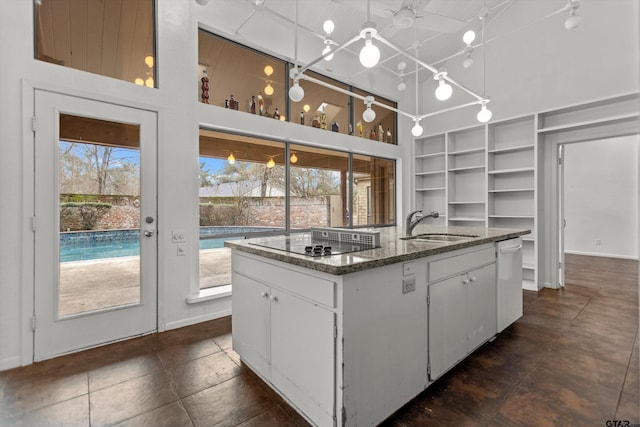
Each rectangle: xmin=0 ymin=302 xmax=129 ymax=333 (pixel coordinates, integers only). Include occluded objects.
xmin=428 ymin=275 xmax=468 ymax=380
xmin=467 ymin=263 xmax=497 ymax=351
xmin=270 ymin=290 xmax=335 ymax=427
xmin=231 ymin=272 xmax=271 ymax=377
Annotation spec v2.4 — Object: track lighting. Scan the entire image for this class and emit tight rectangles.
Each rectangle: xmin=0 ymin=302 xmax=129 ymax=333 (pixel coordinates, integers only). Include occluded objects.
xmin=411 ymin=120 xmax=423 ymax=137
xmin=362 ymin=96 xmax=376 ymax=122
xmin=359 ymin=24 xmax=380 ymax=68
xmin=565 ymin=0 xmax=581 ymax=30
xmin=434 ymin=72 xmax=453 ymax=101
xmin=476 ymin=99 xmax=492 ymax=123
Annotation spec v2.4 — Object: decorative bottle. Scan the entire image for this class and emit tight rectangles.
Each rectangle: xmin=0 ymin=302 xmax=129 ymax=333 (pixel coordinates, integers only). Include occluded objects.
xmin=369 ymin=128 xmax=376 ymax=140
xmin=378 ymin=123 xmax=384 ymax=142
xmin=250 ymin=96 xmax=256 ymax=114
xmin=331 ymin=122 xmax=339 ymax=133
xmin=224 ymin=99 xmax=229 ymax=108
xmin=257 ymin=92 xmax=264 ymax=115
xmin=386 ymin=128 xmax=392 ymax=144
xmin=200 ymin=69 xmax=210 ymax=104
xmin=321 ymin=112 xmax=327 ymax=129
xmin=300 ymin=111 xmax=305 ymax=125
xmin=229 ymin=95 xmax=239 ymax=110
xmin=273 ymin=108 xmax=280 ymax=120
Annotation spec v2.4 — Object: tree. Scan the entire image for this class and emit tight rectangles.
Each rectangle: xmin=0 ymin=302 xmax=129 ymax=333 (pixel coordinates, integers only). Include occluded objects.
xmin=199 ymin=162 xmax=214 ymax=187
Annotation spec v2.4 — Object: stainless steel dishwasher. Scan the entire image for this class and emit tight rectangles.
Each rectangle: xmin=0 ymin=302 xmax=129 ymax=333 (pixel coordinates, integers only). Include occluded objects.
xmin=497 ymin=237 xmax=523 ymax=332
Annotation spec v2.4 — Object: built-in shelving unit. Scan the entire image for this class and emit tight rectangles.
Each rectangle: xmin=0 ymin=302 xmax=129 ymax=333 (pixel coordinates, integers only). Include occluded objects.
xmin=414 ymin=115 xmax=538 ymax=290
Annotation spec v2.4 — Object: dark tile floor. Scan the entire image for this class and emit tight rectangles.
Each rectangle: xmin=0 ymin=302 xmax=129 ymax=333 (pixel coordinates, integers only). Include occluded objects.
xmin=0 ymin=254 xmax=638 ymax=426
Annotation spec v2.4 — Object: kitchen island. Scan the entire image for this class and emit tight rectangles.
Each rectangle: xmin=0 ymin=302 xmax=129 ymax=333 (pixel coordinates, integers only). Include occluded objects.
xmin=225 ymin=225 xmax=529 ymax=427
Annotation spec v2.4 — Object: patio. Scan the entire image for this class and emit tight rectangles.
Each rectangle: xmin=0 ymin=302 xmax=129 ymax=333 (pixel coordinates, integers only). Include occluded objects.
xmin=59 ymin=248 xmax=231 ymax=316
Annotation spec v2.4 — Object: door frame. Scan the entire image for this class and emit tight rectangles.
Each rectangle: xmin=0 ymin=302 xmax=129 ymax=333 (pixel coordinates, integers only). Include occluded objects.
xmin=21 ymin=81 xmax=165 ymax=365
xmin=542 ymin=118 xmax=639 ymax=291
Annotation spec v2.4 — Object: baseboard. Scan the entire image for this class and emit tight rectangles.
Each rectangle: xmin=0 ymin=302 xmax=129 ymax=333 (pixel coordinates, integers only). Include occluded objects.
xmin=165 ymin=308 xmax=232 ymax=331
xmin=522 ymin=279 xmax=542 ymax=291
xmin=565 ymin=250 xmax=638 ymax=261
xmin=0 ymin=356 xmax=22 ymax=372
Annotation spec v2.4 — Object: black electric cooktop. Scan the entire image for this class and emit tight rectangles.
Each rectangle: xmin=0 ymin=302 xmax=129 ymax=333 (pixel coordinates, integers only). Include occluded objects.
xmin=249 ymin=234 xmax=373 ymax=257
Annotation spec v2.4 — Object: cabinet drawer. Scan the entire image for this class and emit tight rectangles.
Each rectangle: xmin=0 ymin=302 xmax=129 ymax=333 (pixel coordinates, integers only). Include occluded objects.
xmin=429 ymin=246 xmax=495 ymax=283
xmin=233 ymin=254 xmax=336 ymax=307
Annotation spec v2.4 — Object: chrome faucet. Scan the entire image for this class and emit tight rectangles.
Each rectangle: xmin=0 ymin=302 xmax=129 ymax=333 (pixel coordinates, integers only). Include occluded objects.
xmin=405 ymin=210 xmax=439 ymax=236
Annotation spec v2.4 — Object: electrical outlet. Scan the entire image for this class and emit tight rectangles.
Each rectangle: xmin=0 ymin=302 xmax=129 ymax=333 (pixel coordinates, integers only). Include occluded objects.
xmin=402 ymin=278 xmax=416 ymax=294
xmin=595 ymin=239 xmax=601 ymax=246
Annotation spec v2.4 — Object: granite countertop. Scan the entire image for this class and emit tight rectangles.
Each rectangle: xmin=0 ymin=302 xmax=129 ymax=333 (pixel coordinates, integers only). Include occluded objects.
xmin=224 ymin=225 xmax=531 ymax=276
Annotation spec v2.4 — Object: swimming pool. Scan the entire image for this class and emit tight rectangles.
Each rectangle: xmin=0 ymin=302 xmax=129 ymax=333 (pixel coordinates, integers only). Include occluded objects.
xmin=60 ymin=226 xmax=280 ymax=262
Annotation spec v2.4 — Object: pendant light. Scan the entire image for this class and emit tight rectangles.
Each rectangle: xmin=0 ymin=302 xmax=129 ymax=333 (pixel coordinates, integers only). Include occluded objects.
xmin=434 ymin=71 xmax=453 ymax=101
xmin=267 ymin=157 xmax=275 ymax=168
xmin=362 ymin=96 xmax=376 ymax=122
xmin=227 ymin=152 xmax=235 ymax=164
xmin=412 ymin=45 xmax=423 ymax=137
xmin=564 ymin=0 xmax=581 ymax=30
xmin=358 ymin=1 xmax=380 ymax=68
xmin=476 ymin=10 xmax=492 ymax=123
xmin=288 ymin=0 xmax=306 ymax=103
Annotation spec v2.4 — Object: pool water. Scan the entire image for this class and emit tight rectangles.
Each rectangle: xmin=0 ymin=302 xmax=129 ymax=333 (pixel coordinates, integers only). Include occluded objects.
xmin=60 ymin=227 xmax=278 ymax=262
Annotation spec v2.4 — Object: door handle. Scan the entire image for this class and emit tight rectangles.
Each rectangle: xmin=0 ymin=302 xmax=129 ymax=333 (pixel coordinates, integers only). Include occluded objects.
xmin=500 ymin=244 xmax=522 ymax=254
xmin=144 ymin=230 xmax=154 ymax=237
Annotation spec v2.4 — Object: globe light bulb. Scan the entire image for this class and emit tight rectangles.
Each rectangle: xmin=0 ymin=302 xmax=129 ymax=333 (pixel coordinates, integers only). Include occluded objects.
xmin=463 ymin=30 xmax=476 ymax=45
xmin=411 ymin=122 xmax=423 ymax=137
xmin=477 ymin=104 xmax=492 ymax=123
xmin=323 ymin=20 xmax=335 ymax=34
xmin=359 ymin=37 xmax=380 ymax=68
xmin=264 ymin=65 xmax=274 ymax=76
xmin=227 ymin=153 xmax=235 ymax=164
xmin=145 ymin=77 xmax=154 ymax=88
xmin=288 ymin=81 xmax=305 ymax=102
xmin=397 ymin=79 xmax=406 ymax=92
xmin=267 ymin=158 xmax=275 ymax=168
xmin=463 ymin=54 xmax=474 ymax=69
xmin=564 ymin=12 xmax=581 ymax=30
xmin=144 ymin=55 xmax=154 ymax=68
xmin=322 ymin=44 xmax=334 ymax=61
xmin=264 ymin=83 xmax=274 ymax=96
xmin=290 ymin=153 xmax=298 ymax=164
xmin=362 ymin=106 xmax=376 ymax=123
xmin=303 ymin=104 xmax=310 ymax=113
xmin=435 ymin=79 xmax=453 ymax=101
xmin=134 ymin=78 xmax=144 ymax=85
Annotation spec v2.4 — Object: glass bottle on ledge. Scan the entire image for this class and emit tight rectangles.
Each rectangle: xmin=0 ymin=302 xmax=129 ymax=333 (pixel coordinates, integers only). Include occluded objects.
xmin=258 ymin=92 xmax=264 ymax=115
xmin=273 ymin=108 xmax=280 ymax=120
xmin=378 ymin=123 xmax=384 ymax=142
xmin=369 ymin=128 xmax=376 ymax=140
xmin=250 ymin=96 xmax=256 ymax=114
xmin=300 ymin=111 xmax=305 ymax=125
xmin=200 ymin=69 xmax=210 ymax=104
xmin=229 ymin=95 xmax=239 ymax=110
xmin=386 ymin=128 xmax=392 ymax=144
xmin=224 ymin=99 xmax=229 ymax=108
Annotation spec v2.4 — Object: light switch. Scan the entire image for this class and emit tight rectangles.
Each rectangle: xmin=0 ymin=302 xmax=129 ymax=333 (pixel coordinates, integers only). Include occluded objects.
xmin=172 ymin=230 xmax=186 ymax=243
xmin=403 ymin=262 xmax=415 ymax=276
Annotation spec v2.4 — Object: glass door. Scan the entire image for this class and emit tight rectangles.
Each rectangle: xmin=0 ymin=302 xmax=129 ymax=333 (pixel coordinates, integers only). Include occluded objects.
xmin=33 ymin=90 xmax=157 ymax=360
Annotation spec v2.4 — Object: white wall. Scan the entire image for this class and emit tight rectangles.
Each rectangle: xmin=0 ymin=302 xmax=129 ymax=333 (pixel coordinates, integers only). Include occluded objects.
xmin=564 ymin=136 xmax=639 ymax=259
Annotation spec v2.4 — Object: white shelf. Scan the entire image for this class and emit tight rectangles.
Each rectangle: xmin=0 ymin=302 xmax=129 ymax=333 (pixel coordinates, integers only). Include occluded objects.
xmin=449 ymin=165 xmax=485 ymax=172
xmin=449 ymin=216 xmax=485 ymax=222
xmin=487 ymin=167 xmax=534 ymax=175
xmin=522 ymin=279 xmax=537 ymax=291
xmin=489 ymin=188 xmax=534 ymax=193
xmin=522 ymin=236 xmax=535 ymax=242
xmin=416 ymin=187 xmax=445 ymax=192
xmin=523 ymin=263 xmax=536 ymax=270
xmin=416 ymin=170 xmax=445 ymax=176
xmin=416 ymin=152 xmax=445 ymax=159
xmin=488 ymin=144 xmax=534 ymax=154
xmin=448 ymin=147 xmax=485 ymax=156
xmin=489 ymin=215 xmax=535 ymax=219
xmin=448 ymin=201 xmax=485 ymax=205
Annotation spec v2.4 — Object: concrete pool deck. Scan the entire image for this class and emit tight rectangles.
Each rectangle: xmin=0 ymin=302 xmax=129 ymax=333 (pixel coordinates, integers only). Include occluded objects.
xmin=59 ymin=248 xmax=231 ymax=316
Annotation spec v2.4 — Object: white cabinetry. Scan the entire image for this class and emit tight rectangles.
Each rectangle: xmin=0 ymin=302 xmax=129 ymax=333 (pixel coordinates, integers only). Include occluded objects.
xmin=232 ymin=256 xmax=336 ymax=427
xmin=427 ymin=246 xmax=496 ymax=380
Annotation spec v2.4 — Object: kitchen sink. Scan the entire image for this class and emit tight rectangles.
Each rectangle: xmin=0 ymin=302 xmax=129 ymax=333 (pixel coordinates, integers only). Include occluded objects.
xmin=400 ymin=233 xmax=479 ymax=242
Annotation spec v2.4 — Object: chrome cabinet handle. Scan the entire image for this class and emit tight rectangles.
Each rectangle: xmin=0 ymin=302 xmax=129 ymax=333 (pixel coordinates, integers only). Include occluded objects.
xmin=260 ymin=291 xmax=269 ymax=298
xmin=270 ymin=295 xmax=278 ymax=303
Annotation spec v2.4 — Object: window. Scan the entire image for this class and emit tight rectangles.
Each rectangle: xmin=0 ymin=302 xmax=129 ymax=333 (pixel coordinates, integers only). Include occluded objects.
xmin=353 ymin=88 xmax=397 ymax=144
xmin=35 ymin=0 xmax=157 ymax=87
xmin=198 ymin=30 xmax=286 ymax=117
xmin=352 ymin=154 xmax=395 ymax=226
xmin=289 ymin=145 xmax=349 ymax=229
xmin=199 ymin=129 xmax=285 ymax=289
xmin=289 ymin=70 xmax=351 ymax=135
